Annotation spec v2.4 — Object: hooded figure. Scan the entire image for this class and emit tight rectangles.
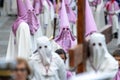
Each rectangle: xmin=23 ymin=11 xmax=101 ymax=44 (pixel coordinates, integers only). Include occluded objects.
xmin=24 ymin=0 xmax=43 ymax=52
xmin=55 ymin=0 xmax=76 ymax=52
xmin=85 ymin=0 xmax=98 ymax=37
xmin=86 ymin=33 xmax=118 ymax=79
xmin=6 ymin=0 xmax=32 ymax=60
xmin=33 ymin=0 xmax=54 ymax=37
xmin=104 ymin=0 xmax=120 ymax=34
xmin=65 ymin=0 xmax=77 ymax=36
xmin=30 ymin=36 xmax=66 ymax=80
xmin=89 ymin=0 xmax=105 ymax=30
xmin=6 ymin=0 xmax=42 ymax=60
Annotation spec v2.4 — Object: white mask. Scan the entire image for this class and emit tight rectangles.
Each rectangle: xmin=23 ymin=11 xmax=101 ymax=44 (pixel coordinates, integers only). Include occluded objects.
xmin=89 ymin=33 xmax=108 ymax=69
xmin=36 ymin=36 xmax=52 ymax=65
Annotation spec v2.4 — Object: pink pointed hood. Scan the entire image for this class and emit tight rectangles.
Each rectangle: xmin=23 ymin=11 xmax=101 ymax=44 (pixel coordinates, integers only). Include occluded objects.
xmin=33 ymin=0 xmax=51 ymax=15
xmin=17 ymin=0 xmax=27 ymax=17
xmin=55 ymin=0 xmax=76 ymax=52
xmin=24 ymin=0 xmax=40 ymax=35
xmin=33 ymin=0 xmax=42 ymax=14
xmin=12 ymin=0 xmax=27 ymax=36
xmin=85 ymin=0 xmax=98 ymax=36
xmin=65 ymin=0 xmax=77 ymax=24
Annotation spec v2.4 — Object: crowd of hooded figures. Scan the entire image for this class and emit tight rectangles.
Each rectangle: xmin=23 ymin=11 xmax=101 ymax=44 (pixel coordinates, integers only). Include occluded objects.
xmin=1 ymin=0 xmax=120 ymax=80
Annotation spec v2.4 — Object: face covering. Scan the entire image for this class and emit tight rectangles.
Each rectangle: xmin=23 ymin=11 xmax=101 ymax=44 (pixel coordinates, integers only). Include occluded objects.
xmin=36 ymin=36 xmax=52 ymax=66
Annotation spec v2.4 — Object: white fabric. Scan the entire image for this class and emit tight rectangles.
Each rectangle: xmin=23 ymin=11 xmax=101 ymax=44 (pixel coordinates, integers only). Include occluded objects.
xmin=39 ymin=0 xmax=55 ymax=37
xmin=94 ymin=0 xmax=105 ymax=30
xmin=46 ymin=1 xmax=55 ymax=37
xmin=111 ymin=3 xmax=120 ymax=34
xmin=4 ymin=0 xmax=17 ymax=15
xmin=89 ymin=0 xmax=105 ymax=30
xmin=50 ymin=40 xmax=61 ymax=52
xmin=70 ymin=72 xmax=116 ymax=80
xmin=86 ymin=33 xmax=118 ymax=79
xmin=36 ymin=37 xmax=52 ymax=65
xmin=105 ymin=3 xmax=120 ymax=34
xmin=30 ymin=52 xmax=66 ymax=80
xmin=69 ymin=0 xmax=77 ymax=36
xmin=6 ymin=22 xmax=32 ymax=60
xmin=30 ymin=36 xmax=66 ymax=80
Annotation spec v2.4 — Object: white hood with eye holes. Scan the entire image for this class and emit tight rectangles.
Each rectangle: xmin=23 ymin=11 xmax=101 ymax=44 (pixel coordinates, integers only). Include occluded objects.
xmin=86 ymin=33 xmax=118 ymax=79
xmin=36 ymin=36 xmax=52 ymax=66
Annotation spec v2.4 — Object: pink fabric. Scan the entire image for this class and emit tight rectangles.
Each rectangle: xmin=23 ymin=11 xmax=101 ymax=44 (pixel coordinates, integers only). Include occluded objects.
xmin=12 ymin=0 xmax=27 ymax=36
xmin=89 ymin=0 xmax=101 ymax=6
xmin=63 ymin=0 xmax=77 ymax=23
xmin=114 ymin=69 xmax=120 ymax=80
xmin=85 ymin=0 xmax=98 ymax=36
xmin=33 ymin=0 xmax=42 ymax=14
xmin=33 ymin=0 xmax=51 ymax=14
xmin=12 ymin=0 xmax=40 ymax=36
xmin=55 ymin=0 xmax=76 ymax=52
xmin=105 ymin=0 xmax=120 ymax=25
xmin=67 ymin=71 xmax=72 ymax=80
xmin=65 ymin=1 xmax=77 ymax=24
xmin=24 ymin=0 xmax=39 ymax=35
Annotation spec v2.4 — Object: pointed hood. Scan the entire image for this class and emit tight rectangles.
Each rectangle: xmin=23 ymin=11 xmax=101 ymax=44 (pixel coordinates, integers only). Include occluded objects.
xmin=12 ymin=0 xmax=27 ymax=36
xmin=33 ymin=0 xmax=42 ymax=14
xmin=65 ymin=0 xmax=77 ymax=24
xmin=17 ymin=0 xmax=27 ymax=17
xmin=24 ymin=0 xmax=40 ymax=35
xmin=59 ymin=0 xmax=70 ymax=28
xmin=85 ymin=0 xmax=98 ymax=36
xmin=24 ymin=0 xmax=34 ymax=11
xmin=55 ymin=0 xmax=76 ymax=52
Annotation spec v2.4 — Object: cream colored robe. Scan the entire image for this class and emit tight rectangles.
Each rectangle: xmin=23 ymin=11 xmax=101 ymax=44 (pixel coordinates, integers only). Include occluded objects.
xmin=39 ymin=0 xmax=55 ymax=37
xmin=6 ymin=21 xmax=43 ymax=60
xmin=6 ymin=22 xmax=32 ymax=60
xmin=94 ymin=0 xmax=105 ymax=30
xmin=29 ymin=52 xmax=67 ymax=80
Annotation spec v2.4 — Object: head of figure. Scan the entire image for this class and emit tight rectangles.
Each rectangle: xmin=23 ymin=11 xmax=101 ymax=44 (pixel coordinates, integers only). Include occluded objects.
xmin=36 ymin=36 xmax=52 ymax=66
xmin=55 ymin=49 xmax=67 ymax=63
xmin=13 ymin=58 xmax=31 ymax=80
xmin=89 ymin=33 xmax=107 ymax=67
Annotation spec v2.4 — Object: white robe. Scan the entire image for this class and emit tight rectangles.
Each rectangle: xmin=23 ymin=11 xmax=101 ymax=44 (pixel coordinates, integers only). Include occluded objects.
xmin=40 ymin=0 xmax=55 ymax=37
xmin=104 ymin=1 xmax=120 ymax=34
xmin=89 ymin=0 xmax=105 ymax=30
xmin=29 ymin=52 xmax=67 ymax=80
xmin=86 ymin=33 xmax=118 ymax=80
xmin=69 ymin=0 xmax=77 ymax=36
xmin=6 ymin=22 xmax=32 ymax=60
xmin=94 ymin=0 xmax=105 ymax=30
xmin=6 ymin=21 xmax=43 ymax=60
xmin=50 ymin=40 xmax=61 ymax=52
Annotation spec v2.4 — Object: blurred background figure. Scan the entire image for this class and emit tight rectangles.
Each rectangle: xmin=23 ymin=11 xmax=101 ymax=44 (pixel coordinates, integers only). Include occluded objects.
xmin=13 ymin=58 xmax=31 ymax=80
xmin=104 ymin=0 xmax=120 ymax=38
xmin=3 ymin=0 xmax=17 ymax=16
xmin=0 ymin=58 xmax=16 ymax=80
